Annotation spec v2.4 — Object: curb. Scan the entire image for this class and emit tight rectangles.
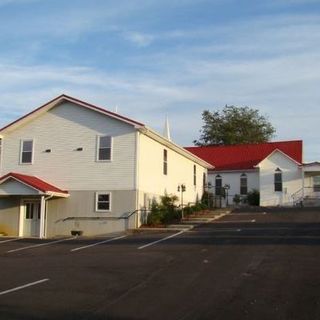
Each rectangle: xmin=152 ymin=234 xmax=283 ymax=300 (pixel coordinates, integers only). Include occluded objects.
xmin=137 ymin=212 xmax=228 ymax=232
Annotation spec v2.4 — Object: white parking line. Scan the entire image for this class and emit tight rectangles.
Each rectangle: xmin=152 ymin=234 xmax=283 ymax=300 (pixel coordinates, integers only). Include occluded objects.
xmin=0 ymin=238 xmax=21 ymax=244
xmin=71 ymin=235 xmax=127 ymax=252
xmin=0 ymin=279 xmax=49 ymax=296
xmin=138 ymin=230 xmax=185 ymax=250
xmin=7 ymin=237 xmax=76 ymax=253
xmin=212 ymin=220 xmax=256 ymax=224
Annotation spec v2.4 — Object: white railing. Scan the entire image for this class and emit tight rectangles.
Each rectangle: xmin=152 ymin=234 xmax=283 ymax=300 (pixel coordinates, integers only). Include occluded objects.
xmin=291 ymin=187 xmax=320 ymax=206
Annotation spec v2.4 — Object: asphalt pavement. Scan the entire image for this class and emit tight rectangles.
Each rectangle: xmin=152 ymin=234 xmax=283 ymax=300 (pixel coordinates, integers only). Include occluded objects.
xmin=1 ymin=208 xmax=320 ymax=320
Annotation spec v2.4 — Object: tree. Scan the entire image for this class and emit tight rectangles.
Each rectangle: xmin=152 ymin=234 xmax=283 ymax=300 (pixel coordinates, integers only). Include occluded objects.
xmin=194 ymin=105 xmax=275 ymax=146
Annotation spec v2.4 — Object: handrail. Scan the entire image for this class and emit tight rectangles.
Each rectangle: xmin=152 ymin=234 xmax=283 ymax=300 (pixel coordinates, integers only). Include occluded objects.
xmin=61 ymin=209 xmax=150 ymax=222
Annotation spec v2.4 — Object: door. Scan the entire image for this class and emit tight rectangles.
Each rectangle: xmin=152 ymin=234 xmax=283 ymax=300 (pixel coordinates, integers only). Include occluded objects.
xmin=23 ymin=201 xmax=41 ymax=237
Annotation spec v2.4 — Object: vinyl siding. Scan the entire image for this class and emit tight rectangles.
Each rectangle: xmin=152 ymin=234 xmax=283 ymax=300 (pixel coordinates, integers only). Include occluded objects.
xmin=137 ymin=133 xmax=207 ymax=207
xmin=208 ymin=170 xmax=259 ymax=204
xmin=1 ymin=102 xmax=137 ymax=191
xmin=259 ymin=151 xmax=302 ymax=206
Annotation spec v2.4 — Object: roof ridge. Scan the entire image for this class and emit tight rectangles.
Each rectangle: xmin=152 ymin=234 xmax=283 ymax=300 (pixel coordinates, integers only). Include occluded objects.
xmin=0 ymin=94 xmax=144 ymax=133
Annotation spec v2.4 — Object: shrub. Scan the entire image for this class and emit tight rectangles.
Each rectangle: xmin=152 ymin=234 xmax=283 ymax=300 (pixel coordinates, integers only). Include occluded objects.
xmin=147 ymin=194 xmax=180 ymax=225
xmin=233 ymin=194 xmax=241 ymax=205
xmin=247 ymin=189 xmax=260 ymax=206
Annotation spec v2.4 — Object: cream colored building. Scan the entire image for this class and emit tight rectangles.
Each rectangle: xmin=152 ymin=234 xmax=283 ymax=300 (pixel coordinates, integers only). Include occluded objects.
xmin=0 ymin=95 xmax=212 ymax=238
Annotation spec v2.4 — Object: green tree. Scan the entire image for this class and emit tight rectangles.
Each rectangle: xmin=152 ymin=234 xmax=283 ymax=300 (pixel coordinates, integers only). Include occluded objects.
xmin=194 ymin=105 xmax=275 ymax=146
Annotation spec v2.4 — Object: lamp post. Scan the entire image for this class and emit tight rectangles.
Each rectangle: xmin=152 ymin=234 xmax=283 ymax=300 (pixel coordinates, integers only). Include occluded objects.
xmin=177 ymin=184 xmax=186 ymax=219
xmin=204 ymin=182 xmax=212 ymax=208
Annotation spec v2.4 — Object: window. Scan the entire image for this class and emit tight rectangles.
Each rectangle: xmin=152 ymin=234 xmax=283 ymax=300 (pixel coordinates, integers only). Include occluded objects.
xmin=313 ymin=176 xmax=320 ymax=192
xmin=96 ymin=192 xmax=111 ymax=211
xmin=240 ymin=173 xmax=248 ymax=195
xmin=97 ymin=136 xmax=112 ymax=161
xmin=21 ymin=139 xmax=33 ymax=164
xmin=193 ymin=165 xmax=197 ymax=186
xmin=163 ymin=149 xmax=168 ymax=175
xmin=215 ymin=175 xmax=222 ymax=195
xmin=274 ymin=168 xmax=283 ymax=192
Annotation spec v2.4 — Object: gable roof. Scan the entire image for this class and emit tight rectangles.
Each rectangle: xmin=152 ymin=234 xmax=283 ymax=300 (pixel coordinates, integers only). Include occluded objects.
xmin=0 ymin=94 xmax=213 ymax=169
xmin=185 ymin=140 xmax=303 ymax=171
xmin=0 ymin=172 xmax=69 ymax=196
xmin=0 ymin=94 xmax=144 ymax=134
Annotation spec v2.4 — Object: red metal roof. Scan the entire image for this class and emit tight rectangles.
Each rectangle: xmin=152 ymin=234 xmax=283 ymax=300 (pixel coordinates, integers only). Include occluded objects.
xmin=185 ymin=140 xmax=303 ymax=171
xmin=0 ymin=172 xmax=68 ymax=194
xmin=0 ymin=94 xmax=144 ymax=133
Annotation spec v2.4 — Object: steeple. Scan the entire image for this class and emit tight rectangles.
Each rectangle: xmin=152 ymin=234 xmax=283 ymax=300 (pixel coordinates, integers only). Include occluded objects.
xmin=163 ymin=115 xmax=171 ymax=141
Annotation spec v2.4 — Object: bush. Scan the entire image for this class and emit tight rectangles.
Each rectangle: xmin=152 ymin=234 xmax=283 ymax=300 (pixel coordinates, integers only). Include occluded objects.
xmin=247 ymin=189 xmax=260 ymax=206
xmin=147 ymin=194 xmax=180 ymax=225
xmin=233 ymin=194 xmax=241 ymax=205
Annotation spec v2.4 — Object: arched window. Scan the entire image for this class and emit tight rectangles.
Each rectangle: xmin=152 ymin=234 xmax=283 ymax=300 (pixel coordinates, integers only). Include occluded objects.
xmin=274 ymin=168 xmax=283 ymax=192
xmin=215 ymin=175 xmax=222 ymax=196
xmin=240 ymin=173 xmax=248 ymax=195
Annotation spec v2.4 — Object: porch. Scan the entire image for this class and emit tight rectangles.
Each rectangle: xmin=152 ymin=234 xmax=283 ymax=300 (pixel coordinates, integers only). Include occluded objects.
xmin=0 ymin=172 xmax=69 ymax=238
xmin=292 ymin=162 xmax=320 ymax=206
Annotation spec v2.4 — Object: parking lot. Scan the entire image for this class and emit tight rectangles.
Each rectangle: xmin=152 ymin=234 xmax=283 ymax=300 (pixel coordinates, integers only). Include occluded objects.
xmin=1 ymin=208 xmax=320 ymax=320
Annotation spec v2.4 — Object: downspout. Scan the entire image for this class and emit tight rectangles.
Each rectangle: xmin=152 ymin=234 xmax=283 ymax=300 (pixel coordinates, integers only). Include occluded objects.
xmin=134 ymin=131 xmax=140 ymax=229
xmin=41 ymin=194 xmax=54 ymax=239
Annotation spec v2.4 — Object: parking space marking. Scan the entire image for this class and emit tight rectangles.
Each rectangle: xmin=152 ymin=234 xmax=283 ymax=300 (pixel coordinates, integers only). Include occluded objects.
xmin=71 ymin=235 xmax=127 ymax=252
xmin=212 ymin=220 xmax=256 ymax=224
xmin=0 ymin=238 xmax=21 ymax=244
xmin=138 ymin=230 xmax=185 ymax=250
xmin=7 ymin=237 xmax=76 ymax=253
xmin=0 ymin=279 xmax=49 ymax=296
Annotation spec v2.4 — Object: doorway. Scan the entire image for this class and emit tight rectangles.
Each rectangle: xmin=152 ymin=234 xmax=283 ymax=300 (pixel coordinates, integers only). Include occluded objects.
xmin=23 ymin=201 xmax=41 ymax=237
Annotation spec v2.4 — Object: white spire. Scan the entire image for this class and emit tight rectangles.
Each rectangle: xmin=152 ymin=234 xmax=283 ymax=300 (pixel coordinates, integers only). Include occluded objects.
xmin=163 ymin=115 xmax=171 ymax=141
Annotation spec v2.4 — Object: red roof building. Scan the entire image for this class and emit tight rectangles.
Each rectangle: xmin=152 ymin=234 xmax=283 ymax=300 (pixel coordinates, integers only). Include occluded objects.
xmin=185 ymin=140 xmax=303 ymax=171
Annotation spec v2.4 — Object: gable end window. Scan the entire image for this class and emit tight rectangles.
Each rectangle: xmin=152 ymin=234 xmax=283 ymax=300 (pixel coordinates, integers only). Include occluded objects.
xmin=193 ymin=165 xmax=197 ymax=186
xmin=274 ymin=168 xmax=283 ymax=192
xmin=20 ymin=139 xmax=34 ymax=164
xmin=95 ymin=192 xmax=111 ymax=211
xmin=240 ymin=173 xmax=248 ymax=195
xmin=163 ymin=149 xmax=168 ymax=175
xmin=97 ymin=136 xmax=112 ymax=161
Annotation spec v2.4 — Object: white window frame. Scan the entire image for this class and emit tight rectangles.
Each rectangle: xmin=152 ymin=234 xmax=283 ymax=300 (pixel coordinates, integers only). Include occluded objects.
xmin=240 ymin=173 xmax=248 ymax=195
xmin=20 ymin=139 xmax=34 ymax=165
xmin=95 ymin=192 xmax=112 ymax=212
xmin=96 ymin=135 xmax=113 ymax=162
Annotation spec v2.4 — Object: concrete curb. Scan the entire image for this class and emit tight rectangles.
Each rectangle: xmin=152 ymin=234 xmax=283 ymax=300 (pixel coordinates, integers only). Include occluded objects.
xmin=136 ymin=212 xmax=228 ymax=233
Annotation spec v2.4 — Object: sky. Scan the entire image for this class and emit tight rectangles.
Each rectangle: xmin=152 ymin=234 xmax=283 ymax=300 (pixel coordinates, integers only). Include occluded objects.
xmin=0 ymin=0 xmax=319 ymax=161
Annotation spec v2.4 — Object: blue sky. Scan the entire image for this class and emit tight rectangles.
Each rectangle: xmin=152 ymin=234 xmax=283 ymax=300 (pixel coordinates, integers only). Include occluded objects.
xmin=0 ymin=0 xmax=319 ymax=161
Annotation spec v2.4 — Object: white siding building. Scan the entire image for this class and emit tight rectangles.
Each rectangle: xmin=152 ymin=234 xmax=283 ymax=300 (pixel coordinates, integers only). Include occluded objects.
xmin=186 ymin=141 xmax=320 ymax=207
xmin=0 ymin=95 xmax=212 ymax=238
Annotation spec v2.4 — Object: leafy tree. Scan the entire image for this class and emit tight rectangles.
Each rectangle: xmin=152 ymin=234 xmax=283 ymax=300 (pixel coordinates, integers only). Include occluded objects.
xmin=194 ymin=105 xmax=275 ymax=146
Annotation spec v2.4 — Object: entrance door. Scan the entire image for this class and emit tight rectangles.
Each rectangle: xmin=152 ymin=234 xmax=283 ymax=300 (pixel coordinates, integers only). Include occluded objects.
xmin=23 ymin=201 xmax=41 ymax=237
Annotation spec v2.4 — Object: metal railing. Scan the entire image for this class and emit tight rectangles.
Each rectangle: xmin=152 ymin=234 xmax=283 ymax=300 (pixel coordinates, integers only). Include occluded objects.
xmin=292 ymin=187 xmax=320 ymax=206
xmin=60 ymin=209 xmax=150 ymax=222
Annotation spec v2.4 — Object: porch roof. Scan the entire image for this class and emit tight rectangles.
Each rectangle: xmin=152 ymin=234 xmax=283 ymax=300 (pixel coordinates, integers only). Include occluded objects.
xmin=302 ymin=162 xmax=320 ymax=173
xmin=0 ymin=172 xmax=69 ymax=197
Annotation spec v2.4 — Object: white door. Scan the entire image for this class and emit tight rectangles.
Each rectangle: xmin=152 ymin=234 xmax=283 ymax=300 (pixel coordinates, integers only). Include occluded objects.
xmin=23 ymin=201 xmax=41 ymax=237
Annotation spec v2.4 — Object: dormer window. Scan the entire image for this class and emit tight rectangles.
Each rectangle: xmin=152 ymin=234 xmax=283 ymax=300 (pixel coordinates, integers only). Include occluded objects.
xmin=20 ymin=139 xmax=34 ymax=164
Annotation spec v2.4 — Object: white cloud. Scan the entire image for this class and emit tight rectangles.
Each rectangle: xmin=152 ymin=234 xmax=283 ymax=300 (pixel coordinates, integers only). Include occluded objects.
xmin=122 ymin=31 xmax=154 ymax=47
